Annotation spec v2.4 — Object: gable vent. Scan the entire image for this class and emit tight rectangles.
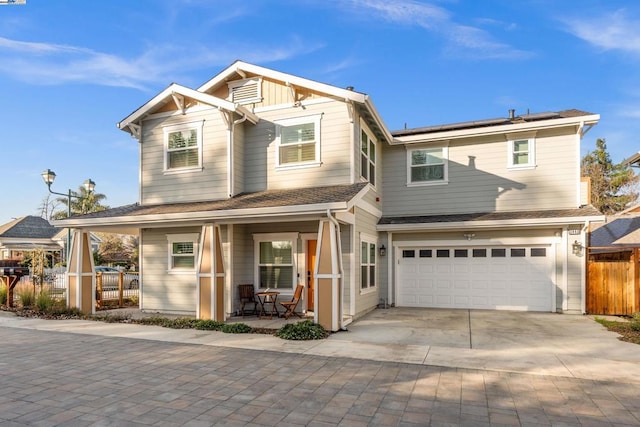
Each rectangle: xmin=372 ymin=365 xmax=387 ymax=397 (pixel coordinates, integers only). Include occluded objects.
xmin=228 ymin=78 xmax=262 ymax=105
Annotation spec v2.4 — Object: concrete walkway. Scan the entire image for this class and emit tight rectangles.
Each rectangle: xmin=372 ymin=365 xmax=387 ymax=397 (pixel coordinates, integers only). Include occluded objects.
xmin=1 ymin=308 xmax=639 ymax=384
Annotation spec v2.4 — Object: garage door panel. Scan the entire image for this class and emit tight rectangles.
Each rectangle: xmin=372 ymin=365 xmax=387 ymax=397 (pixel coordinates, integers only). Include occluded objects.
xmin=398 ymin=245 xmax=553 ymax=312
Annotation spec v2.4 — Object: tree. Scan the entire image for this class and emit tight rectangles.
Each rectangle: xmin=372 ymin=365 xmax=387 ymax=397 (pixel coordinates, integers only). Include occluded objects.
xmin=51 ymin=185 xmax=109 ymax=219
xmin=581 ymin=138 xmax=639 ymax=214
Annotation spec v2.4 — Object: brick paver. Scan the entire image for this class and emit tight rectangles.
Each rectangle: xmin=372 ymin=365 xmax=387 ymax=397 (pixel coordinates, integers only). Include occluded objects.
xmin=1 ymin=327 xmax=640 ymax=426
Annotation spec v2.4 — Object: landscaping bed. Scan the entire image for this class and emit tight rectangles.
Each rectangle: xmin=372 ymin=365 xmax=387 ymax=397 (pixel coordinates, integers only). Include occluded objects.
xmin=595 ymin=314 xmax=640 ymax=345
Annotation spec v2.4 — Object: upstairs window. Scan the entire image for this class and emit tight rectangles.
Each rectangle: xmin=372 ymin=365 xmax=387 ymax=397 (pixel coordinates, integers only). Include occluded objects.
xmin=360 ymin=127 xmax=376 ymax=185
xmin=408 ymin=146 xmax=448 ymax=185
xmin=508 ymin=137 xmax=536 ymax=169
xmin=164 ymin=121 xmax=203 ymax=173
xmin=228 ymin=78 xmax=262 ymax=104
xmin=275 ymin=115 xmax=321 ymax=168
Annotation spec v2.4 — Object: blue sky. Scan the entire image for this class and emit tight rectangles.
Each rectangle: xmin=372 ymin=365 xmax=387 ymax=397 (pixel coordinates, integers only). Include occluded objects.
xmin=0 ymin=0 xmax=638 ymax=225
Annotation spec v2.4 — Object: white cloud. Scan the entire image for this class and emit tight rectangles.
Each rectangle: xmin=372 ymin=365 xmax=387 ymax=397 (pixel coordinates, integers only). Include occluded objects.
xmin=338 ymin=0 xmax=531 ymax=59
xmin=564 ymin=9 xmax=640 ymax=54
xmin=0 ymin=36 xmax=322 ymax=90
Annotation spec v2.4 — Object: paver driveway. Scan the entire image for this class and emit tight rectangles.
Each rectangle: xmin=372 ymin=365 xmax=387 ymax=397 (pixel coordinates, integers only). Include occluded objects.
xmin=1 ymin=326 xmax=640 ymax=426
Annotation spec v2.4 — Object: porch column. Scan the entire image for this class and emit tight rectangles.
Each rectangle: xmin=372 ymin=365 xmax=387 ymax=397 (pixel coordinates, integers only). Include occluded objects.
xmin=314 ymin=218 xmax=343 ymax=332
xmin=67 ymin=230 xmax=95 ymax=314
xmin=197 ymin=224 xmax=226 ymax=321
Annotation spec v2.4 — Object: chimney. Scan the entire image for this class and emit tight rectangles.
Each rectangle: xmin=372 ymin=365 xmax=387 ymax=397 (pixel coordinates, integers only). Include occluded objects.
xmin=508 ymin=109 xmax=515 ymax=119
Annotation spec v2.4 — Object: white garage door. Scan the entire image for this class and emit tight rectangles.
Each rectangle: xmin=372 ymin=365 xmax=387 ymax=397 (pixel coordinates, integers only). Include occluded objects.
xmin=398 ymin=246 xmax=553 ymax=311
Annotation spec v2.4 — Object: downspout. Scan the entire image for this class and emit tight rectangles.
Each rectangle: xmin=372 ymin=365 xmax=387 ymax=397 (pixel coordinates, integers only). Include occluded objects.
xmin=327 ymin=209 xmax=345 ymax=330
xmin=225 ymin=112 xmax=249 ymax=198
xmin=576 ymin=121 xmax=584 ymax=207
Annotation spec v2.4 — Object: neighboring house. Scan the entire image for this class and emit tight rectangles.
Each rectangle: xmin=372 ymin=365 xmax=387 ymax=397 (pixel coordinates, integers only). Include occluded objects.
xmin=0 ymin=216 xmax=64 ymax=263
xmin=53 ymin=61 xmax=604 ymax=329
xmin=0 ymin=216 xmax=101 ymax=265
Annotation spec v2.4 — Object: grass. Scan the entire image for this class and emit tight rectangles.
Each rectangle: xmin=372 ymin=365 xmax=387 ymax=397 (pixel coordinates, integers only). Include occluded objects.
xmin=595 ymin=314 xmax=640 ymax=345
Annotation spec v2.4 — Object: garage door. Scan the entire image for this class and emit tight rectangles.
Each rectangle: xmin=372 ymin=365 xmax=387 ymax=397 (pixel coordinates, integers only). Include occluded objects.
xmin=397 ymin=246 xmax=553 ymax=311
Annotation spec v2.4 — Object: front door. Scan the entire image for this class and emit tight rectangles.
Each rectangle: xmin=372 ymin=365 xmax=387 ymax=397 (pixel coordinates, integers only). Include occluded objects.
xmin=307 ymin=240 xmax=317 ymax=311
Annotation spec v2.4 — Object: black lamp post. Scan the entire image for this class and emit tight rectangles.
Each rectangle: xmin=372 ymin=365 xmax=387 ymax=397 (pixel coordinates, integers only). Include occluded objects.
xmin=41 ymin=169 xmax=95 ymax=262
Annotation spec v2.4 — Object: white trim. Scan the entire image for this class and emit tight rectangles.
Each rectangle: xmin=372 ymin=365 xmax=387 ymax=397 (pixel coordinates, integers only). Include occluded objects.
xmin=167 ymin=233 xmax=199 ymax=273
xmin=253 ymin=97 xmax=334 ymax=113
xmin=507 ymin=135 xmax=536 ymax=170
xmin=393 ymin=114 xmax=600 ymax=144
xmin=253 ymin=232 xmax=299 ymax=291
xmin=163 ymin=120 xmax=204 ymax=173
xmin=386 ymin=231 xmax=393 ymax=306
xmin=275 ymin=114 xmax=322 ymax=169
xmin=359 ymin=120 xmax=377 ymax=187
xmin=406 ymin=143 xmax=449 ymax=186
xmin=393 ymin=236 xmax=561 ymax=247
xmin=561 ymin=228 xmax=569 ymax=311
xmin=378 ymin=215 xmax=606 ymax=232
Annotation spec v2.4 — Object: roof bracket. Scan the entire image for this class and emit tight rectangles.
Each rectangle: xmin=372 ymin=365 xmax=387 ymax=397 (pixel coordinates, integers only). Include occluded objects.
xmin=580 ymin=122 xmax=595 ymax=138
xmin=346 ymin=101 xmax=354 ymax=123
xmin=171 ymin=93 xmax=185 ymax=115
xmin=128 ymin=123 xmax=141 ymax=141
xmin=286 ymin=82 xmax=299 ymax=106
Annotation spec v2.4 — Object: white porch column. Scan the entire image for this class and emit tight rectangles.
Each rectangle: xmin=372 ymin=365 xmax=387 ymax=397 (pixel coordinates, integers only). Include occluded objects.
xmin=66 ymin=230 xmax=95 ymax=314
xmin=197 ymin=224 xmax=226 ymax=321
xmin=314 ymin=218 xmax=343 ymax=332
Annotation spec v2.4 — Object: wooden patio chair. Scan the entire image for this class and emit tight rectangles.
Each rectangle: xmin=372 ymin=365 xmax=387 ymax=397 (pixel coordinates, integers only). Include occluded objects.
xmin=238 ymin=284 xmax=257 ymax=317
xmin=280 ymin=284 xmax=304 ymax=319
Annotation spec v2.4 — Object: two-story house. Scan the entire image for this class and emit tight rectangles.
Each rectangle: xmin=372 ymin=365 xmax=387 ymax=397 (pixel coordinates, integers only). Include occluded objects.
xmin=54 ymin=61 xmax=603 ymax=330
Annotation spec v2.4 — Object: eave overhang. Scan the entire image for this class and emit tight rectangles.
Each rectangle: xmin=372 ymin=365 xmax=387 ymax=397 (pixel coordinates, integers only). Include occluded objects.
xmin=52 ymin=201 xmax=352 ymax=229
xmin=391 ymin=114 xmax=600 ymax=145
xmin=377 ymin=214 xmax=606 ymax=232
xmin=117 ymin=83 xmax=259 ymax=136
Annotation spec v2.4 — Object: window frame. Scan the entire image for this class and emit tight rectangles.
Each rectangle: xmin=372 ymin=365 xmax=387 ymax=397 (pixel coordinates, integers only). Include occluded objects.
xmin=360 ymin=122 xmax=377 ymax=186
xmin=253 ymin=232 xmax=298 ymax=291
xmin=166 ymin=233 xmax=199 ymax=274
xmin=507 ymin=133 xmax=536 ymax=170
xmin=163 ymin=120 xmax=204 ymax=174
xmin=406 ymin=144 xmax=449 ymax=186
xmin=274 ymin=114 xmax=322 ymax=170
xmin=360 ymin=234 xmax=377 ymax=294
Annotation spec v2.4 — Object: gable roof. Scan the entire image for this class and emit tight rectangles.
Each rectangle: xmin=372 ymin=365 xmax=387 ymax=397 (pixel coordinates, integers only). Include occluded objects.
xmin=117 ymin=83 xmax=259 ymax=137
xmin=0 ymin=216 xmax=60 ymax=239
xmin=52 ymin=183 xmax=369 ymax=228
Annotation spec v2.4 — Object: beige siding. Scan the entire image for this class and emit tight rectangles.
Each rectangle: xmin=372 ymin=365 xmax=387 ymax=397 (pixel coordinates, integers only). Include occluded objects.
xmin=243 ymin=101 xmax=352 ymax=192
xmin=141 ymin=108 xmax=228 ymax=205
xmin=354 ymin=207 xmax=380 ymax=318
xmin=210 ymin=76 xmax=324 ymax=109
xmin=382 ymin=128 xmax=580 ymax=216
xmin=140 ymin=227 xmax=200 ymax=314
xmin=233 ymin=123 xmax=245 ymax=195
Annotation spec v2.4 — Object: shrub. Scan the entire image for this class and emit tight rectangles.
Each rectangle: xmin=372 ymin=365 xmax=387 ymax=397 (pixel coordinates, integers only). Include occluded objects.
xmin=221 ymin=322 xmax=252 ymax=334
xmin=194 ymin=319 xmax=225 ymax=331
xmin=15 ymin=283 xmax=35 ymax=308
xmin=0 ymin=282 xmax=6 ymax=305
xmin=170 ymin=317 xmax=199 ymax=329
xmin=275 ymin=320 xmax=329 ymax=340
xmin=92 ymin=313 xmax=132 ymax=323
xmin=34 ymin=290 xmax=56 ymax=312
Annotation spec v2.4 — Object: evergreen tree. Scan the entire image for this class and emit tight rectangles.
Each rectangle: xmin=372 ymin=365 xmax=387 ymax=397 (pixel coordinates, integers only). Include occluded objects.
xmin=581 ymin=138 xmax=639 ymax=214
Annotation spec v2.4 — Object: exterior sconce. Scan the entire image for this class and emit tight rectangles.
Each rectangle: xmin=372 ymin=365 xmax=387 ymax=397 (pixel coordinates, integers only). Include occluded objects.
xmin=379 ymin=244 xmax=386 ymax=257
xmin=572 ymin=240 xmax=583 ymax=256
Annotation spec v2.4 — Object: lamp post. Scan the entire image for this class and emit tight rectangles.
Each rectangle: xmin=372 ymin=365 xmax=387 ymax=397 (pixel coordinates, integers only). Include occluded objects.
xmin=41 ymin=169 xmax=95 ymax=262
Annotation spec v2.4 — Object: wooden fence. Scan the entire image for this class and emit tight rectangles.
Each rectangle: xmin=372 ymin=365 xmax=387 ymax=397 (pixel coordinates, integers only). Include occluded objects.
xmin=586 ymin=247 xmax=640 ymax=315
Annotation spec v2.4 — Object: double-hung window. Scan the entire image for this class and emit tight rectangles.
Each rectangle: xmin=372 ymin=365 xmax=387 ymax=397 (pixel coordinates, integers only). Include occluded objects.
xmin=360 ymin=236 xmax=376 ymax=291
xmin=507 ymin=133 xmax=536 ymax=169
xmin=275 ymin=115 xmax=321 ymax=168
xmin=407 ymin=145 xmax=448 ymax=185
xmin=164 ymin=121 xmax=203 ymax=173
xmin=167 ymin=234 xmax=199 ymax=272
xmin=254 ymin=233 xmax=298 ymax=290
xmin=360 ymin=126 xmax=376 ymax=185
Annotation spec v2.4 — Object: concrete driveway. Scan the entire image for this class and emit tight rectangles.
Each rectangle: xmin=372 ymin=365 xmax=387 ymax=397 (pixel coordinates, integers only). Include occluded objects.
xmin=324 ymin=308 xmax=640 ymax=382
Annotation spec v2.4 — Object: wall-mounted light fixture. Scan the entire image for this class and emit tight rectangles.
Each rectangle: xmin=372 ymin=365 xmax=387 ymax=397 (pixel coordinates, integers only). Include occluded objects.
xmin=463 ymin=233 xmax=475 ymax=241
xmin=379 ymin=244 xmax=386 ymax=257
xmin=572 ymin=240 xmax=583 ymax=256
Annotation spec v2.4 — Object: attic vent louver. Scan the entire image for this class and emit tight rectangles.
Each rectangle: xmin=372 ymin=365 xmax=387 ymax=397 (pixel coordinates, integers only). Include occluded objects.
xmin=228 ymin=78 xmax=262 ymax=105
